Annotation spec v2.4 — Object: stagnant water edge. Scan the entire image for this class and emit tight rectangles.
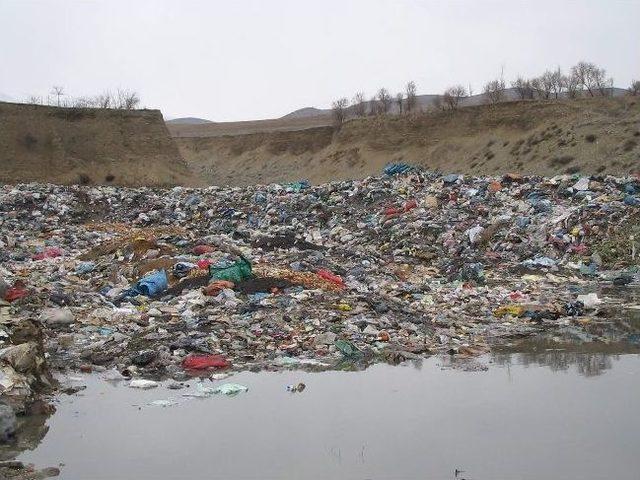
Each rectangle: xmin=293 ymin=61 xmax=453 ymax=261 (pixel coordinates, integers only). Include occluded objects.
xmin=2 ymin=340 xmax=640 ymax=480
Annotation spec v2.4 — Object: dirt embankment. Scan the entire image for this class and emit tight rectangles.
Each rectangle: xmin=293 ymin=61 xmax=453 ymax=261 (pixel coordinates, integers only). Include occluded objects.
xmin=176 ymin=97 xmax=640 ymax=186
xmin=0 ymin=102 xmax=194 ymax=186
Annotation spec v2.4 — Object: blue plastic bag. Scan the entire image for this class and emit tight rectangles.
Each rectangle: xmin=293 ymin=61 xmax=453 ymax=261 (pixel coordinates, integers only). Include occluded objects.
xmin=383 ymin=163 xmax=413 ymax=176
xmin=132 ymin=270 xmax=168 ymax=297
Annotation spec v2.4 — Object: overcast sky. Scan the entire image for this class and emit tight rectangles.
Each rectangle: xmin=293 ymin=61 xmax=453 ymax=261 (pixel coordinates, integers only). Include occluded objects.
xmin=1 ymin=0 xmax=638 ymax=121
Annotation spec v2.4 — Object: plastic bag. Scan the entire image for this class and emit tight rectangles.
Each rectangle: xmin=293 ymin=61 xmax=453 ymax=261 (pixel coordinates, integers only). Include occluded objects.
xmin=133 ymin=270 xmax=168 ymax=297
xmin=209 ymin=257 xmax=252 ymax=283
xmin=182 ymin=354 xmax=229 ymax=370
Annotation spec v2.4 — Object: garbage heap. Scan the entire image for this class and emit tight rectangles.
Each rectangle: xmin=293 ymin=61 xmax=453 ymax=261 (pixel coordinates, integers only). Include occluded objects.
xmin=1 ymin=171 xmax=639 ymax=387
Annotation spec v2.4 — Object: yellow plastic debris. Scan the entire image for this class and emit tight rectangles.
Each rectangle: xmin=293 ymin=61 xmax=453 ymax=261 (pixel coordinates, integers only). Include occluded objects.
xmin=494 ymin=305 xmax=525 ymax=317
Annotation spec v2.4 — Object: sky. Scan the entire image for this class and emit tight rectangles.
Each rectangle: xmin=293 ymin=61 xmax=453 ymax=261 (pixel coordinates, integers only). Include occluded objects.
xmin=1 ymin=0 xmax=639 ymax=121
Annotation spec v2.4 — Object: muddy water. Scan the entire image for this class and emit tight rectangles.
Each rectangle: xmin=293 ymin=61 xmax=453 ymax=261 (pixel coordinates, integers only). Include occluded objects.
xmin=10 ymin=349 xmax=640 ymax=480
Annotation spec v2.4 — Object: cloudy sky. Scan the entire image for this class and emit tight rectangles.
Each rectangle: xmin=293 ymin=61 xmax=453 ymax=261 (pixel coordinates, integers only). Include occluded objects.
xmin=1 ymin=0 xmax=638 ymax=121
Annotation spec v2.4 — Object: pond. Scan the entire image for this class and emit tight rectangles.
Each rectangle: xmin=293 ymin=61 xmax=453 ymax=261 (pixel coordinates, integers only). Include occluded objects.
xmin=9 ymin=344 xmax=640 ymax=480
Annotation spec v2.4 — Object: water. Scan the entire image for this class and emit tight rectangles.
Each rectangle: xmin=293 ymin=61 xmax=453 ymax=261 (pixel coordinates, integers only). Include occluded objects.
xmin=9 ymin=349 xmax=640 ymax=480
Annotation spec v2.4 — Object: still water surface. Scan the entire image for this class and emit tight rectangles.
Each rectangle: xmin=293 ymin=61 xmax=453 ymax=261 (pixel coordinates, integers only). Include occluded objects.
xmin=14 ymin=351 xmax=640 ymax=480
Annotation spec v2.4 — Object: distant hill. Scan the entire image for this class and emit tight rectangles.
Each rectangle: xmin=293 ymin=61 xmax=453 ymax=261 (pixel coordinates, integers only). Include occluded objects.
xmin=166 ymin=117 xmax=214 ymax=125
xmin=280 ymin=107 xmax=329 ymax=119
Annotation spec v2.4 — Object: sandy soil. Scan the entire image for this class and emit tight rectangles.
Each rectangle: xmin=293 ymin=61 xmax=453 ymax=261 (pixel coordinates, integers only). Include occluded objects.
xmin=0 ymin=102 xmax=194 ymax=186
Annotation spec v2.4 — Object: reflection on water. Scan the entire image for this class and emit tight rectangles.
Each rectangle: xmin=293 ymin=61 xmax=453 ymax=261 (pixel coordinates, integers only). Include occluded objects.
xmin=493 ymin=348 xmax=617 ymax=377
xmin=491 ymin=338 xmax=640 ymax=377
xmin=0 ymin=403 xmax=52 ymax=461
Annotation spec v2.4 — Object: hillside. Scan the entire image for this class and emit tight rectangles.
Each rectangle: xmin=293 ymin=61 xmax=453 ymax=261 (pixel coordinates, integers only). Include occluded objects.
xmin=0 ymin=102 xmax=193 ymax=186
xmin=176 ymin=97 xmax=640 ymax=186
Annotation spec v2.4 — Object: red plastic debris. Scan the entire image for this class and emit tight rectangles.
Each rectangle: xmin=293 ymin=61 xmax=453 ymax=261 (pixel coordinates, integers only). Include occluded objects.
xmin=32 ymin=247 xmax=63 ymax=261
xmin=182 ymin=354 xmax=230 ymax=370
xmin=197 ymin=258 xmax=214 ymax=270
xmin=384 ymin=206 xmax=401 ymax=216
xmin=569 ymin=244 xmax=588 ymax=254
xmin=202 ymin=280 xmax=235 ymax=296
xmin=4 ymin=282 xmax=28 ymax=302
xmin=403 ymin=199 xmax=417 ymax=211
xmin=509 ymin=291 xmax=526 ymax=301
xmin=488 ymin=181 xmax=502 ymax=193
xmin=384 ymin=199 xmax=417 ymax=217
xmin=317 ymin=269 xmax=345 ymax=287
xmin=193 ymin=245 xmax=215 ymax=255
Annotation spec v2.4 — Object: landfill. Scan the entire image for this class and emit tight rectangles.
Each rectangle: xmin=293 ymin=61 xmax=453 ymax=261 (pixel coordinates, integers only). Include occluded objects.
xmin=1 ymin=170 xmax=639 ymax=418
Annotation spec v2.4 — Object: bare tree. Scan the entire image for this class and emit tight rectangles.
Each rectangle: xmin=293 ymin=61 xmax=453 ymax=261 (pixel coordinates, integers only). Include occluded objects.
xmin=529 ymin=78 xmax=542 ymax=99
xmin=443 ymin=85 xmax=467 ymax=109
xmin=562 ymin=73 xmax=582 ymax=99
xmin=538 ymin=71 xmax=555 ymax=99
xmin=331 ymin=97 xmax=349 ymax=128
xmin=51 ymin=86 xmax=65 ymax=107
xmin=629 ymin=80 xmax=640 ymax=96
xmin=550 ymin=68 xmax=564 ymax=99
xmin=405 ymin=81 xmax=417 ymax=113
xmin=483 ymin=79 xmax=506 ymax=104
xmin=115 ymin=89 xmax=140 ymax=109
xmin=71 ymin=96 xmax=93 ymax=108
xmin=395 ymin=93 xmax=404 ymax=114
xmin=352 ymin=92 xmax=366 ymax=117
xmin=94 ymin=91 xmax=112 ymax=109
xmin=377 ymin=88 xmax=392 ymax=114
xmin=571 ymin=61 xmax=612 ymax=97
xmin=593 ymin=70 xmax=613 ymax=96
xmin=511 ymin=76 xmax=533 ymax=100
xmin=26 ymin=95 xmax=43 ymax=105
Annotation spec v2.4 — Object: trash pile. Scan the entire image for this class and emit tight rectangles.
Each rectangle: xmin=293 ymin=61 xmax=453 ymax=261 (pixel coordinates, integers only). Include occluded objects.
xmin=1 ymin=171 xmax=639 ymax=403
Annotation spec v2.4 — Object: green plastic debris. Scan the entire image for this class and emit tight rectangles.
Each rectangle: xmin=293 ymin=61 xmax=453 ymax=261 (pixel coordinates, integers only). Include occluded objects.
xmin=213 ymin=383 xmax=249 ymax=395
xmin=209 ymin=256 xmax=252 ymax=283
xmin=335 ymin=339 xmax=362 ymax=357
xmin=283 ymin=180 xmax=310 ymax=193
